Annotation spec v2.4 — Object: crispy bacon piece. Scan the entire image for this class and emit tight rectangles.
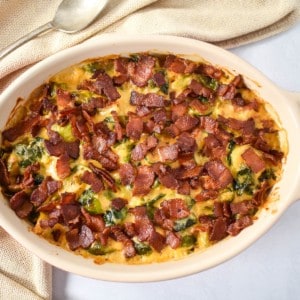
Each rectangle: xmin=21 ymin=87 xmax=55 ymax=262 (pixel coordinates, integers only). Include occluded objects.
xmin=232 ymin=97 xmax=259 ymax=111
xmin=70 ymin=116 xmax=90 ymax=141
xmin=158 ymin=144 xmax=179 ymax=162
xmin=130 ymin=91 xmax=165 ymax=108
xmin=124 ymin=222 xmax=136 ymax=237
xmin=0 ymin=158 xmax=10 ymax=187
xmin=2 ymin=114 xmax=40 ymax=142
xmin=214 ymin=201 xmax=231 ymax=218
xmin=218 ymin=116 xmax=255 ymax=135
xmin=164 ymin=55 xmax=196 ymax=74
xmin=131 ymin=135 xmax=158 ymax=161
xmin=92 ymin=135 xmax=109 ymax=155
xmin=114 ymin=57 xmax=129 ymax=74
xmin=56 ymin=89 xmax=72 ymax=108
xmin=56 ymin=152 xmax=71 ymax=179
xmin=60 ymin=192 xmax=76 ymax=205
xmin=81 ymin=208 xmax=105 ymax=232
xmin=199 ymin=64 xmax=223 ymax=79
xmin=111 ymin=226 xmax=136 ymax=258
xmin=204 ymin=160 xmax=233 ymax=189
xmin=209 ymin=217 xmax=228 ymax=241
xmin=227 ymin=215 xmax=253 ymax=236
xmin=30 ymin=177 xmax=61 ymax=207
xmin=148 ymin=231 xmax=166 ymax=252
xmin=153 ymin=208 xmax=174 ymax=230
xmin=160 ymin=173 xmax=179 ymax=190
xmin=132 ymin=206 xmax=167 ymax=252
xmin=81 ymin=171 xmax=103 ymax=193
xmin=119 ymin=163 xmax=135 ymax=186
xmin=93 ymin=149 xmax=119 ymax=171
xmin=44 ymin=138 xmax=80 ymax=159
xmin=242 ymin=148 xmax=265 ymax=173
xmin=111 ymin=198 xmax=128 ymax=210
xmin=189 ymin=99 xmax=210 ymax=114
xmin=89 ymin=162 xmax=116 ymax=191
xmin=174 ymin=115 xmax=199 ymax=132
xmin=153 ymin=108 xmax=168 ymax=124
xmin=39 ymin=218 xmax=59 ymax=229
xmin=131 ymin=143 xmax=148 ymax=162
xmin=66 ymin=224 xmax=95 ymax=250
xmin=195 ymin=190 xmax=219 ymax=202
xmin=177 ymin=180 xmax=191 ymax=195
xmin=252 ymin=182 xmax=271 ymax=207
xmin=164 ymin=124 xmax=181 ymax=137
xmin=126 ymin=115 xmax=143 ymax=140
xmin=166 ymin=231 xmax=181 ymax=249
xmin=93 ymin=73 xmax=121 ymax=101
xmin=44 ymin=140 xmax=64 ymax=157
xmin=133 ymin=166 xmax=154 ymax=196
xmin=65 ymin=140 xmax=80 ymax=159
xmin=230 ymin=200 xmax=255 ymax=215
xmin=161 ymin=199 xmax=190 ymax=219
xmin=111 ymin=111 xmax=124 ymax=141
xmin=171 ymin=103 xmax=187 ymax=122
xmin=9 ymin=190 xmax=29 ymax=210
xmin=82 ymin=97 xmax=108 ymax=113
xmin=262 ymin=150 xmax=283 ymax=165
xmin=113 ymin=74 xmax=128 ymax=86
xmin=21 ymin=162 xmax=40 ymax=188
xmin=174 ymin=165 xmax=202 ymax=180
xmin=202 ymin=134 xmax=226 ymax=159
xmin=153 ymin=163 xmax=178 ymax=190
xmin=61 ymin=204 xmax=81 ymax=225
xmin=223 ymin=85 xmax=236 ymax=100
xmin=153 ymin=72 xmax=166 ymax=86
xmin=66 ymin=228 xmax=81 ymax=250
xmin=136 ymin=105 xmax=152 ymax=117
xmin=217 ymin=84 xmax=229 ymax=96
xmin=177 ymin=133 xmax=196 ymax=153
xmin=198 ymin=215 xmax=215 ymax=232
xmin=199 ymin=116 xmax=219 ymax=134
xmin=231 ymin=75 xmax=244 ymax=87
xmin=79 ymin=225 xmax=95 ymax=248
xmin=189 ymin=79 xmax=212 ymax=98
xmin=128 ymin=55 xmax=156 ymax=87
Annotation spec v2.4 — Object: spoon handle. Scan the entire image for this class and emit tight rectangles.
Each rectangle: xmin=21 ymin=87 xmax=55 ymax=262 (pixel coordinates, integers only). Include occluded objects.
xmin=0 ymin=22 xmax=53 ymax=60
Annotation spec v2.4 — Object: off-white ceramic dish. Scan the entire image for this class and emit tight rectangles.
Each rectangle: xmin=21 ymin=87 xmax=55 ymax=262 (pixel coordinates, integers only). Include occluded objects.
xmin=0 ymin=35 xmax=299 ymax=282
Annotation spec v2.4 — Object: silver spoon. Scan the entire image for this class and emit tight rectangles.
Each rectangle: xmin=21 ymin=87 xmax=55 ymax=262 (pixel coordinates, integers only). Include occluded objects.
xmin=0 ymin=0 xmax=108 ymax=60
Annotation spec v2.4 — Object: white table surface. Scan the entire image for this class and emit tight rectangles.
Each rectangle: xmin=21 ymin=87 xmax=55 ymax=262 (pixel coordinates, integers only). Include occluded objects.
xmin=53 ymin=23 xmax=300 ymax=300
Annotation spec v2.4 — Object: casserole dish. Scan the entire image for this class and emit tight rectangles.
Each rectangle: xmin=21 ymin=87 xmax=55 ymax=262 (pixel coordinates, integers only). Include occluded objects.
xmin=0 ymin=34 xmax=299 ymax=282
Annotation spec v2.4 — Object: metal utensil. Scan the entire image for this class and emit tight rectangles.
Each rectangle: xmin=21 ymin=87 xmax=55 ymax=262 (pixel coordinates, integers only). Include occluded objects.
xmin=0 ymin=0 xmax=108 ymax=59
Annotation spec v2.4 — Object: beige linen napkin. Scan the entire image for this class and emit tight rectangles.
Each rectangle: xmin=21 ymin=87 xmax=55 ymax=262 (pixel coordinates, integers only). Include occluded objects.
xmin=0 ymin=228 xmax=51 ymax=300
xmin=0 ymin=1 xmax=299 ymax=299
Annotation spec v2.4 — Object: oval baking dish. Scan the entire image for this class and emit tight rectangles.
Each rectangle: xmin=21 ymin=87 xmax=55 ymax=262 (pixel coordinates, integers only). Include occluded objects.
xmin=0 ymin=35 xmax=299 ymax=282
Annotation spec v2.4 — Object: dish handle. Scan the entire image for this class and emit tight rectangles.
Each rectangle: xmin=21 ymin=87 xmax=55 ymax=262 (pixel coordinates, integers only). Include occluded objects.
xmin=282 ymin=90 xmax=300 ymax=203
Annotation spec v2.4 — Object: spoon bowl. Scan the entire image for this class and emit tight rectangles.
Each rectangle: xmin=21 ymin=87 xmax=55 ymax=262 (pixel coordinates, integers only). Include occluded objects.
xmin=0 ymin=0 xmax=108 ymax=59
xmin=52 ymin=0 xmax=108 ymax=33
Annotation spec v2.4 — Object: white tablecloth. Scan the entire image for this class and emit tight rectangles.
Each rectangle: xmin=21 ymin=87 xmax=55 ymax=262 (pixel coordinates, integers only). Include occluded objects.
xmin=53 ymin=23 xmax=300 ymax=300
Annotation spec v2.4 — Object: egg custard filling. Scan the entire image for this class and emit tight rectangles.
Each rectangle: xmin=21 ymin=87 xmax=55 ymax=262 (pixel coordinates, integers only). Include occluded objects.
xmin=0 ymin=53 xmax=286 ymax=264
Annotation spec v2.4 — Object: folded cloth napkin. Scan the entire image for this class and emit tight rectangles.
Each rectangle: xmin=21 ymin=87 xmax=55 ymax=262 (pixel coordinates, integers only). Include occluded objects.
xmin=0 ymin=0 xmax=299 ymax=299
xmin=0 ymin=227 xmax=51 ymax=300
